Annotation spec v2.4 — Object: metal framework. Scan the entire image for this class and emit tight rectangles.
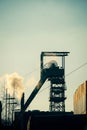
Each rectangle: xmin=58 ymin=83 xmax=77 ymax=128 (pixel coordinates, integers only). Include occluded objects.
xmin=20 ymin=51 xmax=69 ymax=113
xmin=2 ymin=88 xmax=18 ymax=125
xmin=41 ymin=51 xmax=69 ymax=112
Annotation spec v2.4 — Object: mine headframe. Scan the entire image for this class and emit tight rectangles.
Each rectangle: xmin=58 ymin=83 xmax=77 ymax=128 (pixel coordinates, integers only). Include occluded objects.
xmin=41 ymin=51 xmax=69 ymax=112
xmin=20 ymin=52 xmax=69 ymax=113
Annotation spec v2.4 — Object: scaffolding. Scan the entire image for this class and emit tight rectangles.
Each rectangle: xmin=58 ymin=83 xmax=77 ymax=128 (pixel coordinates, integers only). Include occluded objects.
xmin=2 ymin=87 xmax=18 ymax=125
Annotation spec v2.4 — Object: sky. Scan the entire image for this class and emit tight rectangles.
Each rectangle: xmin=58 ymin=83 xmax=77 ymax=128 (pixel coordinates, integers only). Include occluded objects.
xmin=0 ymin=0 xmax=87 ymax=112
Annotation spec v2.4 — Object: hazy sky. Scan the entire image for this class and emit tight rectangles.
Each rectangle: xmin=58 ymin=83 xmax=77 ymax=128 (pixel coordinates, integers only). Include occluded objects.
xmin=0 ymin=0 xmax=87 ymax=112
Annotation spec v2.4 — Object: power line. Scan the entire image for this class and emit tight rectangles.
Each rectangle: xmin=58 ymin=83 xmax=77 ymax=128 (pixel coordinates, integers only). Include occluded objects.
xmin=24 ymin=62 xmax=87 ymax=95
xmin=66 ymin=62 xmax=87 ymax=77
xmin=23 ymin=62 xmax=87 ymax=78
xmin=38 ymin=62 xmax=87 ymax=93
xmin=23 ymin=67 xmax=39 ymax=77
xmin=38 ymin=82 xmax=50 ymax=94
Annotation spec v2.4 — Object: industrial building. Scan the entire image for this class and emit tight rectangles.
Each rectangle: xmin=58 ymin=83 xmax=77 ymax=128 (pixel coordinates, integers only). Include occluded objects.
xmin=74 ymin=80 xmax=87 ymax=114
xmin=13 ymin=111 xmax=87 ymax=130
xmin=0 ymin=51 xmax=87 ymax=130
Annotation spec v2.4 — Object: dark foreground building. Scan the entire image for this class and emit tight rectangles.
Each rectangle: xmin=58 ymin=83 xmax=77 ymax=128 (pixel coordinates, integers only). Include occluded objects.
xmin=12 ymin=111 xmax=87 ymax=130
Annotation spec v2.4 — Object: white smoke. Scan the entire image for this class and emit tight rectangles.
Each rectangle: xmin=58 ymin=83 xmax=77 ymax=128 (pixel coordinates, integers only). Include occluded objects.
xmin=5 ymin=72 xmax=24 ymax=100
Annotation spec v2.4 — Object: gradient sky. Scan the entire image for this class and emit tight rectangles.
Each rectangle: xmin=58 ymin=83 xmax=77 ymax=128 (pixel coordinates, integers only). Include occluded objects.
xmin=0 ymin=0 xmax=87 ymax=112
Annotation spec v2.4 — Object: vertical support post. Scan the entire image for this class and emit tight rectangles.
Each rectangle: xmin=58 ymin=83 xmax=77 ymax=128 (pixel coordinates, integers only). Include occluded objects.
xmin=0 ymin=101 xmax=2 ymax=126
xmin=49 ymin=83 xmax=52 ymax=111
xmin=8 ymin=94 xmax=10 ymax=123
xmin=40 ymin=52 xmax=44 ymax=78
xmin=21 ymin=93 xmax=24 ymax=111
xmin=6 ymin=88 xmax=7 ymax=123
xmin=41 ymin=52 xmax=43 ymax=70
xmin=62 ymin=56 xmax=65 ymax=112
xmin=62 ymin=56 xmax=65 ymax=78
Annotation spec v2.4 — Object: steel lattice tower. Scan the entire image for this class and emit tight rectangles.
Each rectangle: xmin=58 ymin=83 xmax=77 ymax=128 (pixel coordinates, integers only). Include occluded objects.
xmin=40 ymin=52 xmax=69 ymax=112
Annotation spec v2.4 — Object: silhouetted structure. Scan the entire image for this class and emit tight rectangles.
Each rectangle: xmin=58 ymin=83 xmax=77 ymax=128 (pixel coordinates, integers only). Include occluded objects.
xmin=41 ymin=52 xmax=69 ymax=111
xmin=14 ymin=111 xmax=87 ymax=130
xmin=11 ymin=52 xmax=87 ymax=130
xmin=0 ymin=101 xmax=2 ymax=126
xmin=20 ymin=52 xmax=69 ymax=113
xmin=2 ymin=88 xmax=18 ymax=125
xmin=21 ymin=93 xmax=24 ymax=110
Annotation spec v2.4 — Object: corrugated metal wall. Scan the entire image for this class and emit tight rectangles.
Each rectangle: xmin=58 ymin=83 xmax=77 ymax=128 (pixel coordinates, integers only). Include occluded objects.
xmin=73 ymin=81 xmax=87 ymax=114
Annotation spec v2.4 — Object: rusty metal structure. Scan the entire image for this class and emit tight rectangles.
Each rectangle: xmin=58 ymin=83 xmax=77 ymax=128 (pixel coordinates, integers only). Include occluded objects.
xmin=73 ymin=81 xmax=87 ymax=114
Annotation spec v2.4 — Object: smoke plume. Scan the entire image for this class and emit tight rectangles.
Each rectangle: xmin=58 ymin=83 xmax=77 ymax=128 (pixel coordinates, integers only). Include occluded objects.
xmin=5 ymin=72 xmax=24 ymax=100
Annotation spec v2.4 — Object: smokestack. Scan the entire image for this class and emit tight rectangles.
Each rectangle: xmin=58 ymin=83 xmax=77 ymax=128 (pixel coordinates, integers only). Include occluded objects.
xmin=21 ymin=93 xmax=24 ymax=111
